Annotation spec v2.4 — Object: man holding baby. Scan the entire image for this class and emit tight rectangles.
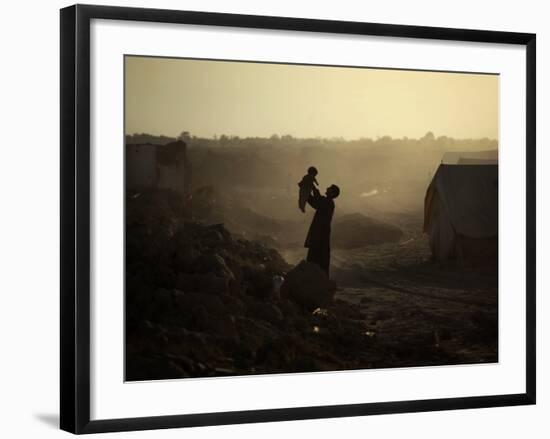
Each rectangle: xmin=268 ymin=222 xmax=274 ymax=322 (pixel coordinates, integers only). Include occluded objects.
xmin=303 ymin=177 xmax=340 ymax=276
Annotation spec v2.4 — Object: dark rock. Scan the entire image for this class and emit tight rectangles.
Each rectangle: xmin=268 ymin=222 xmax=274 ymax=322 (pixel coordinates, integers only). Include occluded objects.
xmin=174 ymin=291 xmax=224 ymax=316
xmin=154 ymin=287 xmax=173 ymax=305
xmin=173 ymin=247 xmax=200 ymax=273
xmin=277 ymin=298 xmax=300 ymax=320
xmin=235 ymin=316 xmax=278 ymax=351
xmin=196 ymin=273 xmax=231 ymax=295
xmin=193 ymin=253 xmax=231 ymax=276
xmin=148 ymin=288 xmax=176 ymax=322
xmin=191 ymin=253 xmax=237 ymax=295
xmin=201 ymin=224 xmax=232 ymax=247
xmin=220 ymin=294 xmax=246 ymax=316
xmin=243 ymin=267 xmax=274 ymax=300
xmin=175 ymin=272 xmax=196 ymax=292
xmin=246 ymin=301 xmax=284 ymax=327
xmin=280 ymin=261 xmax=337 ymax=311
xmin=194 ymin=306 xmax=237 ymax=336
xmin=154 ymin=266 xmax=176 ymax=289
xmin=126 ymin=274 xmax=154 ymax=313
xmin=373 ymin=309 xmax=393 ymax=321
xmin=173 ymin=291 xmax=237 ymax=336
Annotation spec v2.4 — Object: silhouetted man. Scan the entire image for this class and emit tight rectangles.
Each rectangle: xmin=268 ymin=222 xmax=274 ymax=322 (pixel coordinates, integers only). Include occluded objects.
xmin=304 ymin=184 xmax=340 ymax=276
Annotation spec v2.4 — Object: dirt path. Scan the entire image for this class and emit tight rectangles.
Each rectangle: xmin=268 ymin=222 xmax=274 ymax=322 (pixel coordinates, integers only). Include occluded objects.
xmin=282 ymin=231 xmax=498 ymax=367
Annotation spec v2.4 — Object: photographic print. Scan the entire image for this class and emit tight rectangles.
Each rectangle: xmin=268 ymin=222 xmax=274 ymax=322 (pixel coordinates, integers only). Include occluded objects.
xmin=124 ymin=55 xmax=499 ymax=381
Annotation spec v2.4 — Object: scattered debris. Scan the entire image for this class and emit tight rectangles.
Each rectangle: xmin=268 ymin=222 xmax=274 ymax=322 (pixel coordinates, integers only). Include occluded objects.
xmin=312 ymin=308 xmax=328 ymax=317
xmin=125 ymin=188 xmax=496 ymax=381
xmin=126 ymin=190 xmax=376 ymax=381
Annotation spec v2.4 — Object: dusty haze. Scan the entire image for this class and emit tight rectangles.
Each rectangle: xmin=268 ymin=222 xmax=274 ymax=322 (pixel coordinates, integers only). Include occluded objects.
xmin=125 ymin=55 xmax=499 ymax=242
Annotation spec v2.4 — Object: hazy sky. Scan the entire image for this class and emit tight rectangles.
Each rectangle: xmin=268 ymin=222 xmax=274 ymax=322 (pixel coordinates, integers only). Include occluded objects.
xmin=125 ymin=56 xmax=498 ymax=140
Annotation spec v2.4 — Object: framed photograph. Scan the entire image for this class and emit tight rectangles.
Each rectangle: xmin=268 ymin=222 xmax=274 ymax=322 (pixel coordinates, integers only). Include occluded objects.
xmin=60 ymin=4 xmax=536 ymax=434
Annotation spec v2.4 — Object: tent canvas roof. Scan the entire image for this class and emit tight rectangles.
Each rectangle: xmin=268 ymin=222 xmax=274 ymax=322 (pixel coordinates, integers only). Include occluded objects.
xmin=424 ymin=164 xmax=498 ymax=239
xmin=441 ymin=149 xmax=498 ymax=165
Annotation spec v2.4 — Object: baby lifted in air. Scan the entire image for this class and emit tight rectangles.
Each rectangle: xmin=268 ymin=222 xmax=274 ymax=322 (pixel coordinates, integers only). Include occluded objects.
xmin=298 ymin=166 xmax=319 ymax=213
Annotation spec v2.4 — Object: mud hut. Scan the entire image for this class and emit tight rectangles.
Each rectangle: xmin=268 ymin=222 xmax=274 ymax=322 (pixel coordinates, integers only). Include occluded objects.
xmin=126 ymin=140 xmax=190 ymax=195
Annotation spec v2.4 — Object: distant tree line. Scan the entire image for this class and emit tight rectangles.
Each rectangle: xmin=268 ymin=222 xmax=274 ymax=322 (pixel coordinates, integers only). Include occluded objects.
xmin=124 ymin=131 xmax=497 ymax=196
xmin=125 ymin=131 xmax=497 ymax=152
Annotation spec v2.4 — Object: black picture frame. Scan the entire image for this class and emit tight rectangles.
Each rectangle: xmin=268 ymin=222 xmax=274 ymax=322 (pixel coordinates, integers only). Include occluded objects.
xmin=60 ymin=4 xmax=536 ymax=434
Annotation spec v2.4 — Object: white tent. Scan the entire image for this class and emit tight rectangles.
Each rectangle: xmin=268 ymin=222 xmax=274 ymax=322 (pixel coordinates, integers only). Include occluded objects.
xmin=423 ymin=161 xmax=498 ymax=266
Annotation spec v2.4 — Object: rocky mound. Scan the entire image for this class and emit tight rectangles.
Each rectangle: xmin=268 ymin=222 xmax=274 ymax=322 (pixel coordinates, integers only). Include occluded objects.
xmin=332 ymin=213 xmax=403 ymax=249
xmin=125 ymin=190 xmax=376 ymax=380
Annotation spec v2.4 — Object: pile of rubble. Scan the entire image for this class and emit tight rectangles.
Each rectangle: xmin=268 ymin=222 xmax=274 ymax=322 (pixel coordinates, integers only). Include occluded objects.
xmin=125 ymin=190 xmax=377 ymax=380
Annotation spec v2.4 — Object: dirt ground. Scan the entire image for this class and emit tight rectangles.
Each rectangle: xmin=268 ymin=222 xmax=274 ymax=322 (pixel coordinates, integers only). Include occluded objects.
xmin=125 ymin=189 xmax=498 ymax=380
xmin=283 ymin=212 xmax=498 ymax=367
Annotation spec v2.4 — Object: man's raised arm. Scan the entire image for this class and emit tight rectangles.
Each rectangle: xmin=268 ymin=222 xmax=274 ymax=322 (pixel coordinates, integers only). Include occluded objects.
xmin=307 ymin=186 xmax=322 ymax=209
